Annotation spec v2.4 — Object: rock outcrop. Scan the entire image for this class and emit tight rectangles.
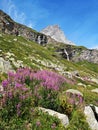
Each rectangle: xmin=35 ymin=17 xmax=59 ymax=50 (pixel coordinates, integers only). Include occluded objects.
xmin=72 ymin=49 xmax=98 ymax=63
xmin=0 ymin=10 xmax=47 ymax=45
xmin=41 ymin=25 xmax=75 ymax=45
xmin=57 ymin=45 xmax=98 ymax=64
xmin=38 ymin=107 xmax=69 ymax=128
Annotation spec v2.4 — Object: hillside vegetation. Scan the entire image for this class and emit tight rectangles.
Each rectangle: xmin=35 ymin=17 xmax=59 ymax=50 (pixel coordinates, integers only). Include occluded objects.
xmin=0 ymin=32 xmax=98 ymax=130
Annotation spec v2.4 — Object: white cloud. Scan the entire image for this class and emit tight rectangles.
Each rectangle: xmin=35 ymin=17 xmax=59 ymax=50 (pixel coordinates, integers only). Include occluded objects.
xmin=2 ymin=0 xmax=26 ymax=24
xmin=1 ymin=0 xmax=49 ymax=29
xmin=90 ymin=45 xmax=98 ymax=50
xmin=27 ymin=22 xmax=36 ymax=29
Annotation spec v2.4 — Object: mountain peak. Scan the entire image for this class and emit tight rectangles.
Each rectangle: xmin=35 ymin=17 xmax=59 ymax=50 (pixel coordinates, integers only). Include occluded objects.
xmin=52 ymin=24 xmax=60 ymax=28
xmin=40 ymin=25 xmax=75 ymax=45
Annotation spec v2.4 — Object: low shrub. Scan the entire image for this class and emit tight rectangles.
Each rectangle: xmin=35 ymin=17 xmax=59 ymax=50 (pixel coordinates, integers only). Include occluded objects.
xmin=59 ymin=92 xmax=84 ymax=117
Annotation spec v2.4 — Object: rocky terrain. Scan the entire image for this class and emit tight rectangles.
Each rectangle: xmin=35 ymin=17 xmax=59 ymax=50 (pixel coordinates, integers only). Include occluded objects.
xmin=0 ymin=10 xmax=98 ymax=130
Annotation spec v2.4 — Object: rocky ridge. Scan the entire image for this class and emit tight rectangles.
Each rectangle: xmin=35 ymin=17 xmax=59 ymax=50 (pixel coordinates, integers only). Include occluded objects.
xmin=0 ymin=10 xmax=47 ymax=45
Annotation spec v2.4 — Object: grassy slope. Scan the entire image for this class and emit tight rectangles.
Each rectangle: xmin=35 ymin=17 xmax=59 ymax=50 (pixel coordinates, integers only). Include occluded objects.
xmin=0 ymin=33 xmax=98 ymax=76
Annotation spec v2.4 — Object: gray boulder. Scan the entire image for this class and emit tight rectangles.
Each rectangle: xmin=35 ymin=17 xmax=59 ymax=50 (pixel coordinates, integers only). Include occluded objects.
xmin=84 ymin=106 xmax=98 ymax=130
xmin=38 ymin=107 xmax=69 ymax=128
xmin=77 ymin=83 xmax=86 ymax=88
xmin=91 ymin=88 xmax=98 ymax=93
xmin=66 ymin=89 xmax=83 ymax=96
xmin=90 ymin=104 xmax=98 ymax=119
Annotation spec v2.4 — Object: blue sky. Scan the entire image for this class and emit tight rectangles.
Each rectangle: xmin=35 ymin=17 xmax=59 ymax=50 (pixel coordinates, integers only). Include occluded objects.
xmin=0 ymin=0 xmax=98 ymax=48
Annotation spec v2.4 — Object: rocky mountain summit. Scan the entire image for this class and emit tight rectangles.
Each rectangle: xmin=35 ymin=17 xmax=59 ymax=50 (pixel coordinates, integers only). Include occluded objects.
xmin=0 ymin=10 xmax=47 ymax=45
xmin=41 ymin=25 xmax=75 ymax=45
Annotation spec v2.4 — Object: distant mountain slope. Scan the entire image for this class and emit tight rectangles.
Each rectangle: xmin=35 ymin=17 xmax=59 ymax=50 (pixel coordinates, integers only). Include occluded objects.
xmin=40 ymin=25 xmax=75 ymax=45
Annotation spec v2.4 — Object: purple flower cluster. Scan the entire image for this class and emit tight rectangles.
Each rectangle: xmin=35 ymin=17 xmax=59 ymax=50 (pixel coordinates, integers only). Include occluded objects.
xmin=16 ymin=103 xmax=21 ymax=116
xmin=36 ymin=120 xmax=41 ymax=127
xmin=33 ymin=70 xmax=67 ymax=90
xmin=2 ymin=68 xmax=72 ymax=91
xmin=2 ymin=80 xmax=9 ymax=88
xmin=1 ymin=67 xmax=75 ymax=116
xmin=51 ymin=123 xmax=56 ymax=129
xmin=1 ymin=68 xmax=32 ymax=117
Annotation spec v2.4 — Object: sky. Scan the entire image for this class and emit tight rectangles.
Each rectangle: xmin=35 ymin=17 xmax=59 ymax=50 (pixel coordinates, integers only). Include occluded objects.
xmin=0 ymin=0 xmax=98 ymax=49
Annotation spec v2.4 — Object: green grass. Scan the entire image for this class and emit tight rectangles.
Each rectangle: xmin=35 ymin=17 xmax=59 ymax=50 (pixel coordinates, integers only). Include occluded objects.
xmin=77 ymin=61 xmax=98 ymax=73
xmin=65 ymin=110 xmax=91 ymax=130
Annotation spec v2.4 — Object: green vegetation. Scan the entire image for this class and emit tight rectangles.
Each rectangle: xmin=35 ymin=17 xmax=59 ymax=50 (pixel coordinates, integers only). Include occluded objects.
xmin=0 ymin=107 xmax=65 ymax=130
xmin=65 ymin=110 xmax=91 ymax=130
